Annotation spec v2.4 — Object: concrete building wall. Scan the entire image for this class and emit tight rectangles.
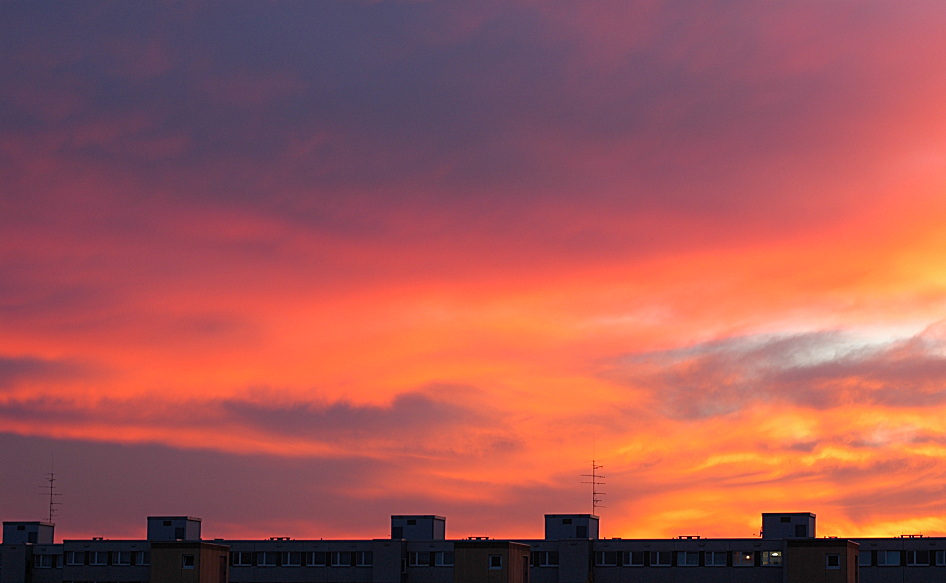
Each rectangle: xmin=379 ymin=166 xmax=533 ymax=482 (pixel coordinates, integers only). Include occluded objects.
xmin=370 ymin=539 xmax=405 ymax=583
xmin=509 ymin=544 xmax=531 ymax=583
xmin=28 ymin=543 xmax=63 ymax=583
xmin=224 ymin=538 xmax=378 ymax=583
xmin=0 ymin=544 xmax=30 ymax=583
xmin=525 ymin=540 xmax=563 ymax=583
xmin=454 ymin=541 xmax=530 ymax=583
xmin=855 ymin=536 xmax=946 ymax=583
xmin=785 ymin=539 xmax=857 ymax=583
xmin=61 ymin=538 xmax=151 ymax=583
xmin=151 ymin=541 xmax=229 ymax=583
xmin=588 ymin=538 xmax=785 ymax=583
xmin=555 ymin=540 xmax=592 ymax=583
xmin=404 ymin=540 xmax=457 ymax=583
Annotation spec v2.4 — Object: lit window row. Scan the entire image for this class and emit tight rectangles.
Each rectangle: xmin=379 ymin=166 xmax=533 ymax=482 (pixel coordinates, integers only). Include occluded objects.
xmin=33 ymin=555 xmax=58 ymax=568
xmin=860 ymin=550 xmax=946 ymax=567
xmin=230 ymin=550 xmax=372 ymax=567
xmin=407 ymin=551 xmax=454 ymax=566
xmin=593 ymin=550 xmax=782 ymax=567
xmin=531 ymin=551 xmax=559 ymax=566
xmin=61 ymin=551 xmax=148 ymax=566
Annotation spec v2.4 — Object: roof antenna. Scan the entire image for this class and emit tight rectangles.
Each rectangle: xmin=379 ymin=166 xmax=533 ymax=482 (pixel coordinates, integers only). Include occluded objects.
xmin=580 ymin=437 xmax=605 ymax=515
xmin=41 ymin=458 xmax=61 ymax=524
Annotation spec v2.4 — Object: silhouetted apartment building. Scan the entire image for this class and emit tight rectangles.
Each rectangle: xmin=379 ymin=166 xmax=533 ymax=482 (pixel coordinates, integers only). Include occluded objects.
xmin=6 ymin=510 xmax=946 ymax=583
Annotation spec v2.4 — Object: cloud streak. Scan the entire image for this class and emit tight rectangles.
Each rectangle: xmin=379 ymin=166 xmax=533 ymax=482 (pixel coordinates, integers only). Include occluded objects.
xmin=605 ymin=324 xmax=946 ymax=419
xmin=0 ymin=356 xmax=87 ymax=392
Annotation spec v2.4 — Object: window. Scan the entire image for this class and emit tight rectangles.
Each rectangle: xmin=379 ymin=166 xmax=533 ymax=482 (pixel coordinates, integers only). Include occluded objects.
xmin=34 ymin=554 xmax=56 ymax=569
xmin=907 ymin=550 xmax=930 ymax=566
xmin=677 ymin=551 xmax=699 ymax=566
xmin=936 ymin=550 xmax=946 ymax=566
xmin=562 ymin=518 xmax=572 ymax=525
xmin=331 ymin=551 xmax=351 ymax=567
xmin=135 ymin=551 xmax=149 ymax=565
xmin=624 ymin=551 xmax=645 ymax=566
xmin=90 ymin=551 xmax=108 ymax=566
xmin=733 ymin=551 xmax=754 ymax=566
xmin=114 ymin=551 xmax=132 ymax=565
xmin=282 ymin=551 xmax=302 ymax=567
xmin=794 ymin=524 xmax=808 ymax=537
xmin=826 ymin=554 xmax=840 ymax=569
xmin=705 ymin=551 xmax=727 ymax=566
xmin=576 ymin=525 xmax=588 ymax=538
xmin=489 ymin=554 xmax=502 ymax=569
xmin=761 ymin=551 xmax=783 ymax=566
xmin=258 ymin=551 xmax=277 ymax=567
xmin=408 ymin=551 xmax=430 ymax=567
xmin=392 ymin=526 xmax=404 ymax=538
xmin=232 ymin=551 xmax=253 ymax=567
xmin=859 ymin=551 xmax=872 ymax=567
xmin=532 ymin=551 xmax=558 ymax=567
xmin=407 ymin=519 xmax=417 ymax=525
xmin=356 ymin=551 xmax=374 ymax=567
xmin=595 ymin=551 xmax=619 ymax=566
xmin=307 ymin=551 xmax=327 ymax=567
xmin=649 ymin=551 xmax=671 ymax=566
xmin=878 ymin=550 xmax=901 ymax=566
xmin=182 ymin=555 xmax=195 ymax=569
xmin=433 ymin=551 xmax=453 ymax=567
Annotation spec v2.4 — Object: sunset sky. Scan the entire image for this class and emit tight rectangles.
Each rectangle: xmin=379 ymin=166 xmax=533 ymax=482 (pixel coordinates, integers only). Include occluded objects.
xmin=4 ymin=1 xmax=946 ymax=543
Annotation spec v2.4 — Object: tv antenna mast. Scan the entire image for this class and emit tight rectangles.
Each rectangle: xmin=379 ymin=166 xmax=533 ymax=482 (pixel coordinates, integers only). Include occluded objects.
xmin=581 ymin=460 xmax=605 ymax=514
xmin=41 ymin=472 xmax=61 ymax=524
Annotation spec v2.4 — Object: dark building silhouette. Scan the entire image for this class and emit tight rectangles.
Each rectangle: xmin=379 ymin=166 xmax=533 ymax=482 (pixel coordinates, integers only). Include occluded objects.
xmin=5 ymin=510 xmax=945 ymax=583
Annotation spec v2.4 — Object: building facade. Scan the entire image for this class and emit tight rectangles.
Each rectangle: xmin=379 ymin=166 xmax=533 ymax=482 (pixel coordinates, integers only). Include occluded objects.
xmin=5 ymin=511 xmax=946 ymax=583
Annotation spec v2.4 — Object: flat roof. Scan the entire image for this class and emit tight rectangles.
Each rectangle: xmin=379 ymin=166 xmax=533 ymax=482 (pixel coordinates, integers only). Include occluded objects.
xmin=147 ymin=516 xmax=202 ymax=521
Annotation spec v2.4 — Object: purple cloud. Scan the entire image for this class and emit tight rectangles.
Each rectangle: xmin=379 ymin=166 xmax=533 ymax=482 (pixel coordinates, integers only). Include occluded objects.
xmin=605 ymin=324 xmax=946 ymax=419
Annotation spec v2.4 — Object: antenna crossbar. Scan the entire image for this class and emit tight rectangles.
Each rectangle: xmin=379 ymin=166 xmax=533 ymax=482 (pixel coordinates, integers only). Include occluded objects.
xmin=580 ymin=460 xmax=606 ymax=514
xmin=42 ymin=472 xmax=62 ymax=524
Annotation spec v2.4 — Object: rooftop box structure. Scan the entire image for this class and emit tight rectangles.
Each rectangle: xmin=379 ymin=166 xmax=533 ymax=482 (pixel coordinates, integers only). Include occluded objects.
xmin=762 ymin=512 xmax=816 ymax=539
xmin=2 ymin=521 xmax=54 ymax=544
xmin=390 ymin=515 xmax=446 ymax=540
xmin=147 ymin=516 xmax=202 ymax=541
xmin=544 ymin=514 xmax=599 ymax=540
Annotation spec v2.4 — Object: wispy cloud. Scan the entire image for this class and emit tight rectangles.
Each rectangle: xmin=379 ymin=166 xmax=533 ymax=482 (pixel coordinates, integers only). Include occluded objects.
xmin=604 ymin=324 xmax=946 ymax=419
xmin=0 ymin=355 xmax=87 ymax=392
